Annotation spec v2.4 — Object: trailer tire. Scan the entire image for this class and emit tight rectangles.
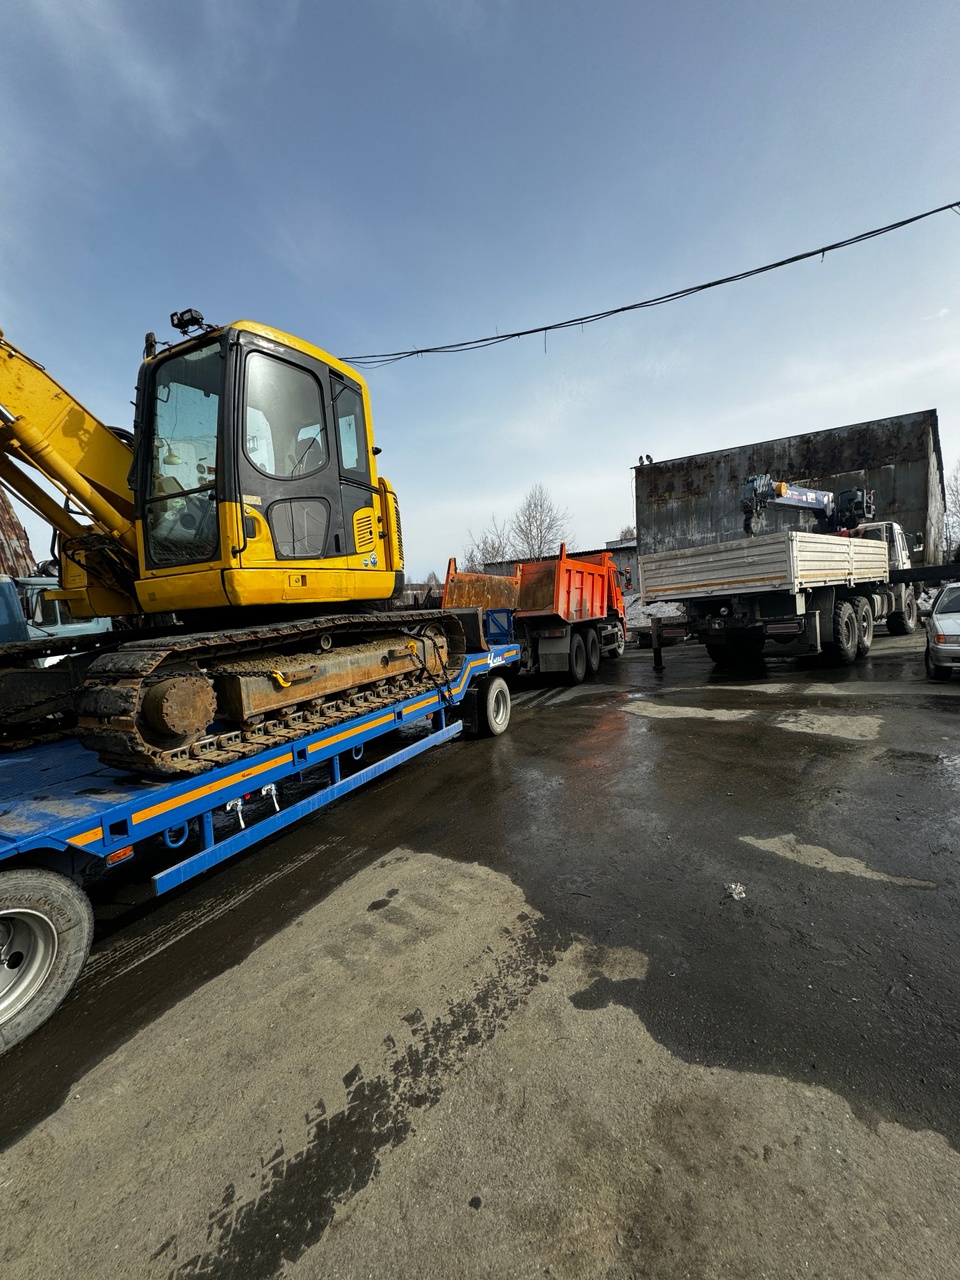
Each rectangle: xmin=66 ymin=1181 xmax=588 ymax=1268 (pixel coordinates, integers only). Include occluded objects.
xmin=479 ymin=676 xmax=512 ymax=735
xmin=0 ymin=869 xmax=93 ymax=1054
xmin=585 ymin=628 xmax=601 ymax=675
xmin=887 ymin=588 xmax=918 ymax=636
xmin=568 ymin=633 xmax=587 ymax=684
xmin=925 ymin=644 xmax=951 ymax=682
xmin=828 ymin=600 xmax=859 ymax=665
xmin=852 ymin=595 xmax=874 ymax=658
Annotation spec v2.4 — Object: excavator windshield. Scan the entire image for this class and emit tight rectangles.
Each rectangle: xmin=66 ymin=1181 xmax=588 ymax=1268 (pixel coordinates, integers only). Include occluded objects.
xmin=142 ymin=340 xmax=222 ymax=568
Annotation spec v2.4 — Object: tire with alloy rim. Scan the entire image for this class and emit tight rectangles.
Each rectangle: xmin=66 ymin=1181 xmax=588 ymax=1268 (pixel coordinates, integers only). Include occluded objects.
xmin=888 ymin=588 xmax=918 ymax=636
xmin=925 ymin=644 xmax=951 ymax=682
xmin=829 ymin=600 xmax=859 ymax=665
xmin=479 ymin=675 xmax=512 ymax=735
xmin=568 ymin=633 xmax=587 ymax=684
xmin=852 ymin=595 xmax=874 ymax=659
xmin=585 ymin=628 xmax=601 ymax=675
xmin=0 ymin=869 xmax=94 ymax=1053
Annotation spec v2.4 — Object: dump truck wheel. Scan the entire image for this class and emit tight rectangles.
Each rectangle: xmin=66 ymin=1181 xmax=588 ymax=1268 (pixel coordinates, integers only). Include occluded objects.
xmin=612 ymin=626 xmax=625 ymax=658
xmin=829 ymin=600 xmax=859 ymax=665
xmin=888 ymin=588 xmax=918 ymax=636
xmin=568 ymin=633 xmax=587 ymax=684
xmin=0 ymin=869 xmax=93 ymax=1054
xmin=852 ymin=595 xmax=874 ymax=658
xmin=480 ymin=676 xmax=512 ymax=735
xmin=585 ymin=628 xmax=601 ymax=675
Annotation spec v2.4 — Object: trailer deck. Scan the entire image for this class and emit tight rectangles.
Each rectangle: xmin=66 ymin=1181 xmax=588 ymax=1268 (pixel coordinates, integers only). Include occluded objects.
xmin=0 ymin=643 xmax=520 ymax=896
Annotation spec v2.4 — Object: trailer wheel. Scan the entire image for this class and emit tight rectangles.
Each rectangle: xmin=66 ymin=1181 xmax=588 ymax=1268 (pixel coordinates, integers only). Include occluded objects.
xmin=0 ymin=869 xmax=93 ymax=1054
xmin=479 ymin=676 xmax=512 ymax=735
xmin=852 ymin=595 xmax=874 ymax=658
xmin=925 ymin=644 xmax=951 ymax=682
xmin=828 ymin=600 xmax=859 ymax=665
xmin=568 ymin=633 xmax=587 ymax=684
xmin=585 ymin=628 xmax=601 ymax=675
xmin=887 ymin=588 xmax=918 ymax=636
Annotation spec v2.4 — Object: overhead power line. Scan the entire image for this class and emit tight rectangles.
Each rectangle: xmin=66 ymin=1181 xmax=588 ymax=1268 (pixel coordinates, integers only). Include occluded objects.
xmin=344 ymin=199 xmax=960 ymax=369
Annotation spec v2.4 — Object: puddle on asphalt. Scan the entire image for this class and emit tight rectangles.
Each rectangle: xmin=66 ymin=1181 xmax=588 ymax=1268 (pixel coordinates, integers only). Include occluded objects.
xmin=740 ymin=833 xmax=935 ymax=887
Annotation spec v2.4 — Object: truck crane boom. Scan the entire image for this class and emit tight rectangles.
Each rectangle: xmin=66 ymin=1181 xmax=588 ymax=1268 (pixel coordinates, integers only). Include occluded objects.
xmin=741 ymin=473 xmax=875 ymax=536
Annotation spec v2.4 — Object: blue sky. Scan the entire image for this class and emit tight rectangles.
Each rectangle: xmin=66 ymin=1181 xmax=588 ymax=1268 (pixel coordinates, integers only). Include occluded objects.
xmin=3 ymin=0 xmax=958 ymax=575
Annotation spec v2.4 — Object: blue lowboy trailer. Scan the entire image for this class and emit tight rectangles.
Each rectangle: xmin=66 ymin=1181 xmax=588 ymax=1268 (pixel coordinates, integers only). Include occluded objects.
xmin=0 ymin=636 xmax=519 ymax=1053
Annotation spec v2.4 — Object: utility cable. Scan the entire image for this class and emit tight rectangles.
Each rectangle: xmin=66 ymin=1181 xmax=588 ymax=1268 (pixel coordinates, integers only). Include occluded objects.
xmin=344 ymin=199 xmax=960 ymax=369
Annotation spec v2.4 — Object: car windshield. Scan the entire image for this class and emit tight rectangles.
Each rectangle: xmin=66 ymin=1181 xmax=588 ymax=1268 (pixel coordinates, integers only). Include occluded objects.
xmin=936 ymin=588 xmax=960 ymax=614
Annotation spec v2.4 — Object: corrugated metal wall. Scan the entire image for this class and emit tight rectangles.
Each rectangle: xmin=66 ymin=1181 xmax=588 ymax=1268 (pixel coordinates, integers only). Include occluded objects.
xmin=0 ymin=491 xmax=36 ymax=577
xmin=634 ymin=410 xmax=945 ymax=565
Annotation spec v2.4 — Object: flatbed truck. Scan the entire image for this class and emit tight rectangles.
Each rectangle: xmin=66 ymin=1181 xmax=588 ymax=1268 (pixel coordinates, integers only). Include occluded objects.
xmin=639 ymin=529 xmax=914 ymax=664
xmin=0 ymin=627 xmax=519 ymax=1053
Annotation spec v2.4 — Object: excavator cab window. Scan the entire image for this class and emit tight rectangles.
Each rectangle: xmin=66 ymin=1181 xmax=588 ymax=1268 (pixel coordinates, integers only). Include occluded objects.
xmin=333 ymin=384 xmax=367 ymax=478
xmin=244 ymin=353 xmax=329 ymax=481
xmin=143 ymin=341 xmax=222 ymax=567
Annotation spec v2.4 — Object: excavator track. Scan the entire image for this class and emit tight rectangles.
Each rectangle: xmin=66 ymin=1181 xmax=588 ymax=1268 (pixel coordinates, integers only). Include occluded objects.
xmin=75 ymin=611 xmax=466 ymax=777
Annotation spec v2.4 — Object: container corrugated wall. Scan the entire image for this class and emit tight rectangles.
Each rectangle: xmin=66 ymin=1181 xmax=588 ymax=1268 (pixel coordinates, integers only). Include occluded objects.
xmin=0 ymin=492 xmax=36 ymax=576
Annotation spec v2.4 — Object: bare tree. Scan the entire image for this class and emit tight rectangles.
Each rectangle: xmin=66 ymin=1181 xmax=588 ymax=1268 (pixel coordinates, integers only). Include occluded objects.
xmin=461 ymin=513 xmax=513 ymax=572
xmin=510 ymin=483 xmax=572 ymax=560
xmin=619 ymin=524 xmax=636 ymax=541
xmin=945 ymin=459 xmax=960 ymax=561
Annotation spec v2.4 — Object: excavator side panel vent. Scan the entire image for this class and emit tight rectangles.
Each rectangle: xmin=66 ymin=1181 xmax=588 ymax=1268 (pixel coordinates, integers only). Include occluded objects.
xmin=354 ymin=509 xmax=376 ymax=552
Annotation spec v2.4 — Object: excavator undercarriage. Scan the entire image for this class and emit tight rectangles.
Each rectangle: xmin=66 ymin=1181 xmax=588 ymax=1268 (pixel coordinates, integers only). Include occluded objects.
xmin=0 ymin=612 xmax=465 ymax=776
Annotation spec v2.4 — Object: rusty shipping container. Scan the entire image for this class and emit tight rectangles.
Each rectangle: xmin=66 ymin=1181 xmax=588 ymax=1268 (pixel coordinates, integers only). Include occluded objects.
xmin=635 ymin=410 xmax=945 ymax=566
xmin=0 ymin=490 xmax=35 ymax=577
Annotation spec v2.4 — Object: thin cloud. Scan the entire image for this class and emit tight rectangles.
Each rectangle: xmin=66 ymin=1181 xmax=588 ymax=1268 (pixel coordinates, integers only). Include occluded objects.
xmin=23 ymin=0 xmax=302 ymax=145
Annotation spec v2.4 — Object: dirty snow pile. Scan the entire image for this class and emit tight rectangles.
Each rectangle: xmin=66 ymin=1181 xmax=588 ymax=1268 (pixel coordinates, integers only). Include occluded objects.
xmin=624 ymin=593 xmax=685 ymax=632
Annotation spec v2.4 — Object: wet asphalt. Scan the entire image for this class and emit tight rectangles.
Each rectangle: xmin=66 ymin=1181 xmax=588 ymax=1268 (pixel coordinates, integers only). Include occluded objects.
xmin=1 ymin=628 xmax=959 ymax=1279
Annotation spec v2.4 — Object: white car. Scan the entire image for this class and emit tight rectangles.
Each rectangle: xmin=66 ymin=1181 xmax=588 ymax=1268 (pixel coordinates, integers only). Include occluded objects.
xmin=922 ymin=583 xmax=960 ymax=682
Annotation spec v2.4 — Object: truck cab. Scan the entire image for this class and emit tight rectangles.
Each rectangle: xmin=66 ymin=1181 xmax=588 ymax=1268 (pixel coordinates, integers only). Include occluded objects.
xmin=857 ymin=522 xmax=920 ymax=573
xmin=15 ymin=576 xmax=113 ymax=643
xmin=0 ymin=576 xmax=30 ymax=645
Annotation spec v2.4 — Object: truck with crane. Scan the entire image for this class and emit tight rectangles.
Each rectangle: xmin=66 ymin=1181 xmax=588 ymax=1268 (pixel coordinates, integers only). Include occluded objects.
xmin=0 ymin=311 xmax=522 ymax=1053
xmin=639 ymin=474 xmax=921 ymax=665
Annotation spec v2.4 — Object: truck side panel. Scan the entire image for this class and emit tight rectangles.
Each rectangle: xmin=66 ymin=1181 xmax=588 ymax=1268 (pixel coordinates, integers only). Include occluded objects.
xmin=641 ymin=531 xmax=889 ymax=602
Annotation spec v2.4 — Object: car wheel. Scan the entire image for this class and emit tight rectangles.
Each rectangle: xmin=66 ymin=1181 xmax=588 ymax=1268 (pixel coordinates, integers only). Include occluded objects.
xmin=925 ymin=644 xmax=951 ymax=682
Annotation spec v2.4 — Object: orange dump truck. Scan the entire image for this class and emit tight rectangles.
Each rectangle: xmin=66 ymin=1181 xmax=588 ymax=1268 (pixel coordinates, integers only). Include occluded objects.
xmin=444 ymin=543 xmax=626 ymax=682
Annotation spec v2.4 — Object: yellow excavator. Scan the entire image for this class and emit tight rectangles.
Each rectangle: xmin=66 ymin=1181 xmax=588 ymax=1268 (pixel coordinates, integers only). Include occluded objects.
xmin=0 ymin=310 xmax=462 ymax=775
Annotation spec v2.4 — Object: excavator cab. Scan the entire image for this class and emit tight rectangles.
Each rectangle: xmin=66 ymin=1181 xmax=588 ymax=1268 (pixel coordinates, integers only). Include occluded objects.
xmin=132 ymin=320 xmax=404 ymax=616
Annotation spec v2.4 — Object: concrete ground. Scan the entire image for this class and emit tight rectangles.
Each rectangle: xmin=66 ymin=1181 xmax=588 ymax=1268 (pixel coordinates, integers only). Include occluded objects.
xmin=1 ymin=629 xmax=959 ymax=1279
